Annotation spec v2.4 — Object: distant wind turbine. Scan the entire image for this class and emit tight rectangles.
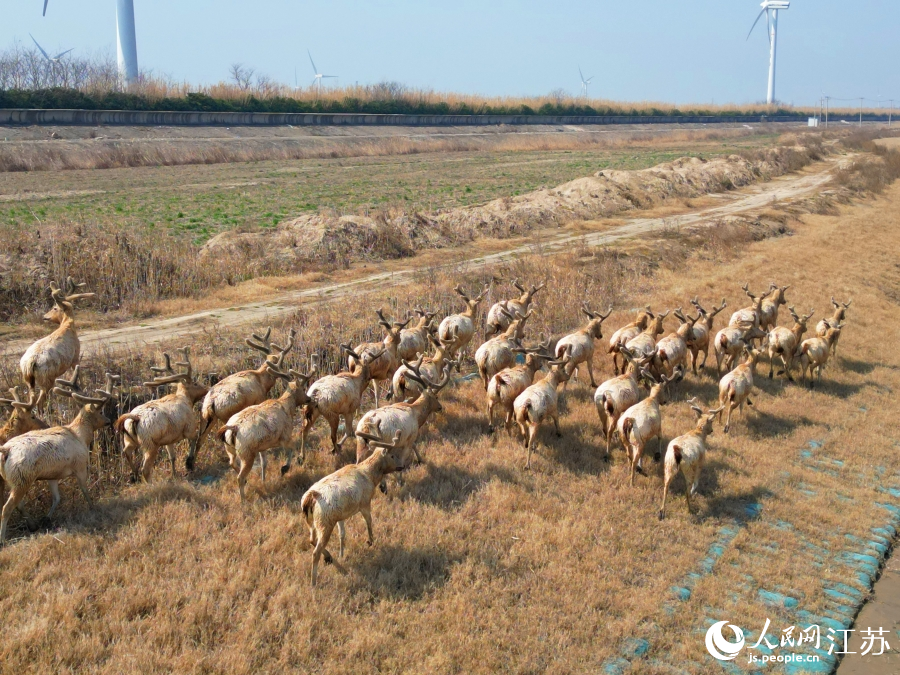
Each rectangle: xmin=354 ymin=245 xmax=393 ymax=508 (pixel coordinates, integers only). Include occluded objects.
xmin=30 ymin=34 xmax=74 ymax=63
xmin=578 ymin=67 xmax=594 ymax=98
xmin=746 ymin=0 xmax=790 ymax=105
xmin=308 ymin=50 xmax=338 ymax=95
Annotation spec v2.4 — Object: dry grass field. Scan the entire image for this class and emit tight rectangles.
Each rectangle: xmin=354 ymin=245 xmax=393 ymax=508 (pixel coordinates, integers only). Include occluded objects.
xmin=1 ymin=131 xmax=900 ymax=673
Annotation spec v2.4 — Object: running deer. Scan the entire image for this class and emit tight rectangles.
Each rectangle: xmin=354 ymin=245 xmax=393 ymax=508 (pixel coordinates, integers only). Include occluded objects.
xmin=475 ymin=304 xmax=534 ymax=390
xmin=1 ymin=369 xmax=117 ymax=544
xmin=816 ymin=297 xmax=851 ymax=358
xmin=658 ymin=399 xmax=725 ymax=520
xmin=767 ymin=307 xmax=815 ymax=381
xmin=625 ymin=310 xmax=670 ymax=361
xmin=555 ymin=303 xmax=612 ymax=388
xmin=301 ymin=429 xmax=402 ymax=587
xmin=513 ymin=350 xmax=572 ymax=470
xmin=608 ymin=307 xmax=654 ymax=375
xmin=686 ymin=297 xmax=727 ymax=374
xmin=216 ymin=368 xmax=316 ymax=501
xmin=438 ymin=283 xmax=491 ymax=368
xmin=485 ymin=279 xmax=545 ymax=337
xmin=392 ymin=333 xmax=455 ymax=403
xmin=718 ymin=346 xmax=761 ymax=433
xmin=189 ymin=327 xmax=296 ymax=469
xmin=617 ymin=371 xmax=674 ymax=486
xmin=653 ymin=309 xmax=698 ymax=380
xmin=397 ymin=308 xmax=437 ymax=361
xmin=283 ymin=344 xmax=384 ymax=473
xmin=0 ymin=387 xmax=47 ymax=445
xmin=759 ymin=283 xmax=790 ymax=332
xmin=594 ymin=346 xmax=651 ymax=455
xmin=713 ymin=323 xmax=767 ymax=377
xmin=729 ymin=284 xmax=764 ymax=330
xmin=349 ymin=309 xmax=411 ymax=407
xmin=115 ymin=348 xmax=208 ymax=482
xmin=487 ymin=335 xmax=552 ymax=433
xmin=797 ymin=323 xmax=844 ymax=388
xmin=19 ymin=277 xmax=95 ymax=412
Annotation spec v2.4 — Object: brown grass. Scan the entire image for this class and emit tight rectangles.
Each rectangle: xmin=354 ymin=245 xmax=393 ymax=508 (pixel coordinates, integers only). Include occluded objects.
xmin=1 ymin=171 xmax=899 ymax=672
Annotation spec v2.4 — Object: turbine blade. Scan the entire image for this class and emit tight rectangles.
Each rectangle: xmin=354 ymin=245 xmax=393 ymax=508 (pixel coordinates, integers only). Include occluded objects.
xmin=29 ymin=33 xmax=51 ymax=61
xmin=308 ymin=50 xmax=318 ymax=75
xmin=746 ymin=8 xmax=766 ymax=40
xmin=579 ymin=66 xmax=584 ymax=81
xmin=323 ymin=75 xmax=338 ymax=78
xmin=43 ymin=0 xmax=49 ymax=16
xmin=587 ymin=76 xmax=594 ymax=83
xmin=54 ymin=48 xmax=74 ymax=60
xmin=312 ymin=77 xmax=319 ymax=87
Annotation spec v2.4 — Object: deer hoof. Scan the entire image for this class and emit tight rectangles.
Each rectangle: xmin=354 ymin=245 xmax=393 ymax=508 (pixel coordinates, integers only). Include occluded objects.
xmin=323 ymin=551 xmax=333 ymax=565
xmin=280 ymin=464 xmax=290 ymax=476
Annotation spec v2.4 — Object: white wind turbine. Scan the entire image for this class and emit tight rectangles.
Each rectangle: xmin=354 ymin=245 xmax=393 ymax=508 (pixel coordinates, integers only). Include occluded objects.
xmin=308 ymin=50 xmax=338 ymax=96
xmin=30 ymin=34 xmax=74 ymax=63
xmin=579 ymin=67 xmax=594 ymax=98
xmin=746 ymin=0 xmax=789 ymax=105
xmin=42 ymin=0 xmax=139 ymax=88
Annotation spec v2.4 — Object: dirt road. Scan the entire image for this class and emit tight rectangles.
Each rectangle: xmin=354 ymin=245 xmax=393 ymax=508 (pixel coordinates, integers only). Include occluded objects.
xmin=0 ymin=157 xmax=841 ymax=359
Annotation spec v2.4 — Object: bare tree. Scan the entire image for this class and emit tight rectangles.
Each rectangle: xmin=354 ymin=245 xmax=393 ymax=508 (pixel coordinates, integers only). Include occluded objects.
xmin=229 ymin=63 xmax=254 ymax=91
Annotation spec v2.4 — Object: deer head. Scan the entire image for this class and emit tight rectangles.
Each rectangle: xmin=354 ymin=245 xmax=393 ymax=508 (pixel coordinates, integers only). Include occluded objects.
xmin=43 ymin=276 xmax=95 ymax=324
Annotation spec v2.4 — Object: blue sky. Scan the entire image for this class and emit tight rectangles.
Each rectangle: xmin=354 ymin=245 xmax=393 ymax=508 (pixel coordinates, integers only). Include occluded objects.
xmin=2 ymin=1 xmax=897 ymax=106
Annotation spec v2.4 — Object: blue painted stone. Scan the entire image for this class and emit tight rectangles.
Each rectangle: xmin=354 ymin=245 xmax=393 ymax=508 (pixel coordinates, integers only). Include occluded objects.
xmin=622 ymin=638 xmax=650 ymax=658
xmin=601 ymin=657 xmax=630 ymax=675
xmin=744 ymin=502 xmax=763 ymax=518
xmin=807 ymin=440 xmax=823 ymax=448
xmin=671 ymin=586 xmax=691 ymax=601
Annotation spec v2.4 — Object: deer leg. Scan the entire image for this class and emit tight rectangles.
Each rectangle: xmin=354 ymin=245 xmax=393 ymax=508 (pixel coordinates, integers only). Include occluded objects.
xmin=75 ymin=467 xmax=93 ymax=507
xmin=337 ymin=520 xmax=346 ymax=558
xmin=659 ymin=467 xmax=673 ymax=519
xmin=259 ymin=451 xmax=268 ymax=482
xmin=587 ymin=359 xmax=597 ymax=388
xmin=141 ymin=443 xmax=160 ymax=483
xmin=166 ymin=444 xmax=178 ymax=479
xmin=525 ymin=426 xmax=536 ymax=470
xmin=361 ymin=506 xmax=374 ymax=546
xmin=187 ymin=416 xmax=213 ymax=471
xmin=487 ymin=400 xmax=495 ymax=433
xmin=311 ymin=522 xmax=335 ymax=587
xmin=724 ymin=396 xmax=735 ymax=434
xmin=46 ymin=480 xmax=61 ymax=519
xmin=371 ymin=379 xmax=380 ymax=408
xmin=236 ymin=456 xmax=255 ymax=502
xmin=1 ymin=486 xmax=28 ymax=544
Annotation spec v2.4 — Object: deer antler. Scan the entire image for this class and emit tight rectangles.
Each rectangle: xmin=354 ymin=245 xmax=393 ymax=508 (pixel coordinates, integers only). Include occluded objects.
xmin=269 ymin=328 xmax=296 ymax=367
xmin=246 ymin=326 xmax=274 ymax=355
xmin=512 ymin=278 xmax=526 ymax=293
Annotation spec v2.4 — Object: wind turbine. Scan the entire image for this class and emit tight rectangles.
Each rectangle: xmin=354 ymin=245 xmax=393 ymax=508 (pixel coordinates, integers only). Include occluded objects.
xmin=579 ymin=67 xmax=594 ymax=98
xmin=746 ymin=0 xmax=789 ymax=105
xmin=308 ymin=50 xmax=338 ymax=96
xmin=30 ymin=34 xmax=74 ymax=63
xmin=42 ymin=0 xmax=139 ymax=88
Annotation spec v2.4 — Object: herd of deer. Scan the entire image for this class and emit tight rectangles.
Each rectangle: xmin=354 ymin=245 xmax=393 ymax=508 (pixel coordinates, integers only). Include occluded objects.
xmin=0 ymin=276 xmax=851 ymax=585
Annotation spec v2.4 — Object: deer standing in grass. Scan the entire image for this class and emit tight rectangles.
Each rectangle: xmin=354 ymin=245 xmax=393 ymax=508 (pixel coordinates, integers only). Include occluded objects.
xmin=475 ymin=304 xmax=534 ymax=391
xmin=653 ymin=309 xmax=698 ymax=380
xmin=767 ymin=307 xmax=815 ymax=381
xmin=282 ymin=344 xmax=384 ymax=473
xmin=0 ymin=387 xmax=47 ymax=445
xmin=397 ymin=308 xmax=437 ymax=361
xmin=718 ymin=346 xmax=760 ymax=433
xmin=617 ymin=371 xmax=673 ymax=486
xmin=514 ymin=350 xmax=572 ymax=470
xmin=625 ymin=310 xmax=670 ymax=361
xmin=796 ymin=324 xmax=843 ymax=388
xmin=349 ymin=309 xmax=410 ymax=407
xmin=216 ymin=368 xmax=316 ymax=501
xmin=115 ymin=348 xmax=208 ymax=482
xmin=729 ymin=284 xmax=765 ymax=331
xmin=301 ymin=429 xmax=402 ymax=587
xmin=713 ymin=323 xmax=766 ymax=377
xmin=392 ymin=333 xmax=454 ymax=403
xmin=594 ymin=346 xmax=650 ymax=456
xmin=608 ymin=307 xmax=654 ymax=375
xmin=658 ymin=399 xmax=725 ymax=520
xmin=438 ymin=283 xmax=490 ymax=369
xmin=816 ymin=297 xmax=851 ymax=358
xmin=1 ymin=370 xmax=117 ymax=544
xmin=486 ymin=335 xmax=552 ymax=433
xmin=759 ymin=283 xmax=790 ymax=332
xmin=485 ymin=279 xmax=545 ymax=337
xmin=189 ymin=327 xmax=295 ymax=470
xmin=555 ymin=303 xmax=612 ymax=388
xmin=19 ymin=277 xmax=95 ymax=413
xmin=685 ymin=298 xmax=727 ymax=374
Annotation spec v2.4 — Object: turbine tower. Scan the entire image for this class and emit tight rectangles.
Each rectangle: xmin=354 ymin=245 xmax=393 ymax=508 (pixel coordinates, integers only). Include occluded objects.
xmin=747 ymin=0 xmax=789 ymax=105
xmin=116 ymin=0 xmax=139 ymax=88
xmin=579 ymin=67 xmax=594 ymax=98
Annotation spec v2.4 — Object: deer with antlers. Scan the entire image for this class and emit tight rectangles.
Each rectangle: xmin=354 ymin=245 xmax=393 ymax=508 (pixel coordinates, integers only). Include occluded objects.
xmin=282 ymin=344 xmax=384 ymax=473
xmin=19 ymin=277 xmax=95 ymax=412
xmin=301 ymin=429 xmax=403 ymax=587
xmin=759 ymin=283 xmax=790 ymax=332
xmin=188 ymin=327 xmax=296 ymax=470
xmin=513 ymin=349 xmax=573 ymax=470
xmin=485 ymin=279 xmax=545 ymax=337
xmin=1 ymin=368 xmax=118 ymax=544
xmin=607 ymin=307 xmax=654 ymax=375
xmin=652 ymin=309 xmax=698 ymax=381
xmin=115 ymin=348 xmax=209 ymax=482
xmin=216 ymin=367 xmax=316 ymax=501
xmin=594 ymin=346 xmax=651 ymax=456
xmin=348 ymin=308 xmax=411 ymax=407
xmin=796 ymin=323 xmax=844 ymax=388
xmin=438 ymin=283 xmax=491 ymax=369
xmin=767 ymin=307 xmax=815 ymax=381
xmin=713 ymin=322 xmax=767 ymax=377
xmin=816 ymin=297 xmax=851 ymax=358
xmin=729 ymin=283 xmax=765 ymax=331
xmin=392 ymin=333 xmax=456 ymax=403
xmin=0 ymin=387 xmax=48 ymax=445
xmin=624 ymin=310 xmax=670 ymax=361
xmin=685 ymin=297 xmax=727 ymax=374
xmin=487 ymin=335 xmax=552 ymax=434
xmin=475 ymin=304 xmax=535 ymax=391
xmin=617 ymin=370 xmax=674 ymax=486
xmin=555 ymin=303 xmax=612 ymax=388
xmin=718 ymin=346 xmax=761 ymax=433
xmin=397 ymin=308 xmax=437 ymax=361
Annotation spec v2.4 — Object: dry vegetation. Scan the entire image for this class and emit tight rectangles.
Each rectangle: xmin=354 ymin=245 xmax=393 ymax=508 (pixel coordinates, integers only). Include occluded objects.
xmin=1 ymin=144 xmax=900 ymax=671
